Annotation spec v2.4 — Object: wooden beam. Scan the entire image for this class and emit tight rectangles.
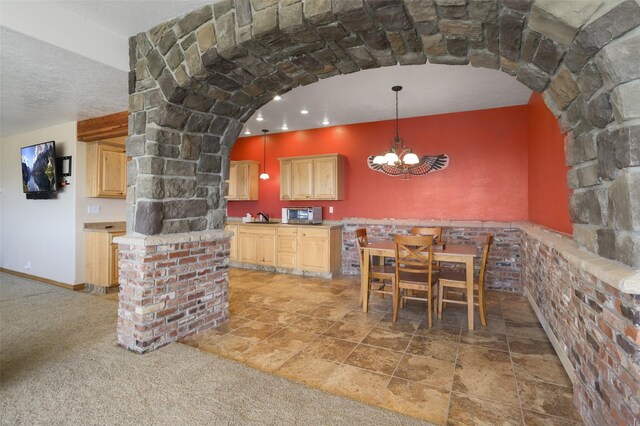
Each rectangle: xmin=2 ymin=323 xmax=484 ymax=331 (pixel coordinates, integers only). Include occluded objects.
xmin=77 ymin=111 xmax=128 ymax=142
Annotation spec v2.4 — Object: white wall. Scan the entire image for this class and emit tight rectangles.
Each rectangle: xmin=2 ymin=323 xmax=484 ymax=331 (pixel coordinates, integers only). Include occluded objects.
xmin=0 ymin=122 xmax=126 ymax=285
xmin=0 ymin=122 xmax=78 ymax=284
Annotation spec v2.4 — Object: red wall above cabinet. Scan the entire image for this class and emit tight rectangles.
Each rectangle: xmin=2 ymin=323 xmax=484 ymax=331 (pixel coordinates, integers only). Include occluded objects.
xmin=228 ymin=105 xmax=530 ymax=222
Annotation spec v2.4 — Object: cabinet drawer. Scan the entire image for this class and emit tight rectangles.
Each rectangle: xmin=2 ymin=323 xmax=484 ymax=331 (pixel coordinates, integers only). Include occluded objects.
xmin=239 ymin=226 xmax=277 ymax=235
xmin=277 ymin=252 xmax=297 ymax=269
xmin=298 ymin=228 xmax=330 ymax=238
xmin=277 ymin=236 xmax=297 ymax=253
xmin=277 ymin=226 xmax=298 ymax=236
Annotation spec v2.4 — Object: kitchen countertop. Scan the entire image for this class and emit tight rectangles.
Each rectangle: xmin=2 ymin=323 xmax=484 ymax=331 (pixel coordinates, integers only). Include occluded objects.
xmin=226 ymin=218 xmax=343 ymax=229
xmin=83 ymin=221 xmax=126 ymax=233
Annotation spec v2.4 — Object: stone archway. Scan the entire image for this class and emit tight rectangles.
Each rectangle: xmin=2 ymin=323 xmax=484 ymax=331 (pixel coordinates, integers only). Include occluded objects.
xmin=118 ymin=1 xmax=640 ymax=423
xmin=126 ymin=0 xmax=640 ymax=267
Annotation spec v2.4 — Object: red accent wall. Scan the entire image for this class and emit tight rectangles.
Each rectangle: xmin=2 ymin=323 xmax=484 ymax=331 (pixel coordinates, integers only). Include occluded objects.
xmin=527 ymin=93 xmax=572 ymax=234
xmin=228 ymin=106 xmax=529 ymax=222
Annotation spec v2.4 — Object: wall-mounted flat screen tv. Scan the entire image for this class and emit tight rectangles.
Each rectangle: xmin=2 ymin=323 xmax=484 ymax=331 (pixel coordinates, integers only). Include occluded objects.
xmin=21 ymin=141 xmax=57 ymax=193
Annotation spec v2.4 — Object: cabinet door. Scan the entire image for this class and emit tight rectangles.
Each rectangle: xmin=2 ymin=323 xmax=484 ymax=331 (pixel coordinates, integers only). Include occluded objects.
xmin=236 ymin=163 xmax=249 ymax=200
xmin=313 ymin=157 xmax=337 ymax=199
xmin=225 ymin=225 xmax=238 ymax=261
xmin=280 ymin=160 xmax=292 ymax=200
xmin=256 ymin=235 xmax=276 ymax=266
xmin=227 ymin=163 xmax=238 ymax=199
xmin=291 ymin=159 xmax=313 ymax=200
xmin=239 ymin=234 xmax=257 ymax=263
xmin=99 ymin=145 xmax=126 ymax=197
xmin=298 ymin=237 xmax=329 ymax=272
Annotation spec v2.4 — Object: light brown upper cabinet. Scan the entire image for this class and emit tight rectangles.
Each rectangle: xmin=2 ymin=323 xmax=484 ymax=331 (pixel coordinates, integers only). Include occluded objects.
xmin=291 ymin=158 xmax=314 ymax=199
xmin=86 ymin=139 xmax=126 ymax=198
xmin=279 ymin=154 xmax=344 ymax=201
xmin=225 ymin=160 xmax=259 ymax=201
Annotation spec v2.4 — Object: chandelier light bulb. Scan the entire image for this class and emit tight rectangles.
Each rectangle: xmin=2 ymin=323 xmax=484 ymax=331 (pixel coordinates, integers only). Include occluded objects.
xmin=372 ymin=155 xmax=386 ymax=164
xmin=384 ymin=152 xmax=399 ymax=165
xmin=403 ymin=152 xmax=419 ymax=165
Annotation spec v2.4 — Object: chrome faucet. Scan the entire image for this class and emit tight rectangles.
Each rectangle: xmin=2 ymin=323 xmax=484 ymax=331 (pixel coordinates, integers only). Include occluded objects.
xmin=257 ymin=212 xmax=269 ymax=222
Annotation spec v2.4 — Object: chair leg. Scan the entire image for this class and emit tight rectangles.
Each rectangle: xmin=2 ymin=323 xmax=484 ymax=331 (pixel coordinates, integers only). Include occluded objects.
xmin=478 ymin=287 xmax=487 ymax=327
xmin=437 ymin=282 xmax=444 ymax=320
xmin=427 ymin=285 xmax=432 ymax=329
xmin=393 ymin=286 xmax=400 ymax=322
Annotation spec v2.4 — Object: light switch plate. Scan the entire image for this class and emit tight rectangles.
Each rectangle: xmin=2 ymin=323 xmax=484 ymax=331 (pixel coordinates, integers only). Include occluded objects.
xmin=87 ymin=205 xmax=101 ymax=214
xmin=329 ymin=206 xmax=334 ymax=214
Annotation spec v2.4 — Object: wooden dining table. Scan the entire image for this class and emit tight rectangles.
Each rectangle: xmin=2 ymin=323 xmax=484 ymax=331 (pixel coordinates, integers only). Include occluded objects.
xmin=361 ymin=241 xmax=479 ymax=330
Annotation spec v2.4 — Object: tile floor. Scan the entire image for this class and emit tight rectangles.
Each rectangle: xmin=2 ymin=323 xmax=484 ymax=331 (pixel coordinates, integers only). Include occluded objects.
xmin=181 ymin=268 xmax=582 ymax=425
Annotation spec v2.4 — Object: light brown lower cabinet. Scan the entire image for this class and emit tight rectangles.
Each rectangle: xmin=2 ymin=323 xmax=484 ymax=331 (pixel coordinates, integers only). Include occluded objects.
xmin=230 ymin=224 xmax=342 ymax=275
xmin=276 ymin=226 xmax=298 ymax=269
xmin=85 ymin=230 xmax=125 ymax=287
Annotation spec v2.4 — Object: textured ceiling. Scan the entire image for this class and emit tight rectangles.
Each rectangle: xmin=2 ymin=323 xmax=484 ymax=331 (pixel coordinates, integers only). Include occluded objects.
xmin=1 ymin=0 xmax=531 ymax=139
xmin=55 ymin=0 xmax=216 ymax=37
xmin=0 ymin=27 xmax=128 ymax=137
xmin=242 ymin=64 xmax=532 ymax=136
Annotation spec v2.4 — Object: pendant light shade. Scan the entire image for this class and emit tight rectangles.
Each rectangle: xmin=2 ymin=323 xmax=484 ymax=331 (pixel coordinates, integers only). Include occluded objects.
xmin=260 ymin=129 xmax=270 ymax=180
xmin=403 ymin=152 xmax=419 ymax=165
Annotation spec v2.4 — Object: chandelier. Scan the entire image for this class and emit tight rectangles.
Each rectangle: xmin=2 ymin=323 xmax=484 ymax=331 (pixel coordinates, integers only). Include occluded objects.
xmin=368 ymin=86 xmax=450 ymax=179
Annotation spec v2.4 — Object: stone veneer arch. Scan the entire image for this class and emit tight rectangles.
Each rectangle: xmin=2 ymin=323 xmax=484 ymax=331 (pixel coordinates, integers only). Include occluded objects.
xmin=127 ymin=0 xmax=640 ymax=268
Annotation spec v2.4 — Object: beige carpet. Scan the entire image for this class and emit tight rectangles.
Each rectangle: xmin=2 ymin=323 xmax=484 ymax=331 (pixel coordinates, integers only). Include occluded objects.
xmin=0 ymin=272 xmax=428 ymax=425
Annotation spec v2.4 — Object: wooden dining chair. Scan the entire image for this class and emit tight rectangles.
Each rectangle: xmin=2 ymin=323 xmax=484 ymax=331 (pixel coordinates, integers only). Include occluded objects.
xmin=410 ymin=226 xmax=442 ymax=241
xmin=437 ymin=235 xmax=493 ymax=326
xmin=356 ymin=228 xmax=395 ymax=311
xmin=393 ymin=234 xmax=438 ymax=327
xmin=411 ymin=227 xmax=442 ymax=274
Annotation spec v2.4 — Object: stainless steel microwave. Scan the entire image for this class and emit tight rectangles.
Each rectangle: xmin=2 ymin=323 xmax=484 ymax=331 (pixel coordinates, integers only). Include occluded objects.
xmin=281 ymin=207 xmax=322 ymax=224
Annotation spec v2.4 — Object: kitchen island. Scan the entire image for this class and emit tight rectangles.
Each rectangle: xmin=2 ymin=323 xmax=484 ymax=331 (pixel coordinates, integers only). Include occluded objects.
xmin=225 ymin=220 xmax=342 ymax=278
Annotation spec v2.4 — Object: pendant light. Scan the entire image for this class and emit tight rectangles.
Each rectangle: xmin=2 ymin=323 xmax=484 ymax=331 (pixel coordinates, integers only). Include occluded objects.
xmin=259 ymin=129 xmax=270 ymax=180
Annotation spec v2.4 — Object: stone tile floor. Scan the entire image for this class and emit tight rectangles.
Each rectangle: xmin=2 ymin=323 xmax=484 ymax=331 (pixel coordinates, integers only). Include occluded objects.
xmin=181 ymin=268 xmax=582 ymax=425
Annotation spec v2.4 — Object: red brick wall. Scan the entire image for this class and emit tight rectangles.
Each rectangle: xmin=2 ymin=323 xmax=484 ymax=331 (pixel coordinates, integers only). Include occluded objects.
xmin=523 ymin=233 xmax=640 ymax=425
xmin=117 ymin=235 xmax=230 ymax=353
xmin=341 ymin=220 xmax=523 ymax=292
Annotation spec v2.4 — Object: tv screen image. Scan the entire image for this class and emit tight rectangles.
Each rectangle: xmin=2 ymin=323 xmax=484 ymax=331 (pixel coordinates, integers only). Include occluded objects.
xmin=21 ymin=141 xmax=57 ymax=193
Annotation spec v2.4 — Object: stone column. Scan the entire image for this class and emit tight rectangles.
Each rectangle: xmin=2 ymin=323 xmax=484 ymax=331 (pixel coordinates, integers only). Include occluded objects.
xmin=115 ymin=230 xmax=231 ymax=353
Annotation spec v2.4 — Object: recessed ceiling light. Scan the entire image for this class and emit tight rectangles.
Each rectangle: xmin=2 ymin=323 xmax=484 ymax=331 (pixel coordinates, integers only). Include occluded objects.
xmin=281 ymin=124 xmax=288 ymax=130
xmin=244 ymin=129 xmax=251 ymax=135
xmin=256 ymin=116 xmax=264 ymax=121
xmin=273 ymin=95 xmax=282 ymax=101
xmin=300 ymin=109 xmax=309 ymax=115
xmin=322 ymin=120 xmax=330 ymax=125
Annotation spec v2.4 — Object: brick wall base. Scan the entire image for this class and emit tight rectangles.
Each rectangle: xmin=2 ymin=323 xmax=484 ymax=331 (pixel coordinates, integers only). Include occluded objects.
xmin=114 ymin=230 xmax=231 ymax=354
xmin=522 ymin=226 xmax=640 ymax=425
xmin=342 ymin=219 xmax=523 ymax=292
